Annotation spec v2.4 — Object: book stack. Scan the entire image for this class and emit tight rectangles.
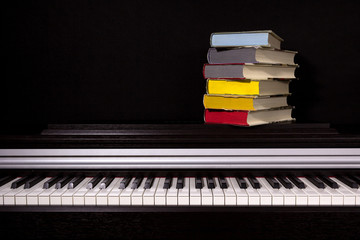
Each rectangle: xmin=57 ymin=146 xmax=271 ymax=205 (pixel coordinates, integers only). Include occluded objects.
xmin=202 ymin=30 xmax=298 ymax=126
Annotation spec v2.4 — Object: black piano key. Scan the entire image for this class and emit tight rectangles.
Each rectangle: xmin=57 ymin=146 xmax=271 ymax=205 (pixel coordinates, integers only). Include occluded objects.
xmin=265 ymin=177 xmax=280 ymax=189
xmin=348 ymin=175 xmax=360 ymax=185
xmin=56 ymin=176 xmax=73 ymax=189
xmin=336 ymin=176 xmax=359 ymax=189
xmin=131 ymin=177 xmax=143 ymax=189
xmin=87 ymin=175 xmax=103 ymax=189
xmin=236 ymin=177 xmax=247 ymax=189
xmin=276 ymin=176 xmax=293 ymax=189
xmin=288 ymin=176 xmax=305 ymax=189
xmin=43 ymin=176 xmax=63 ymax=189
xmin=318 ymin=175 xmax=339 ymax=189
xmin=100 ymin=176 xmax=115 ymax=189
xmin=195 ymin=177 xmax=203 ymax=189
xmin=24 ymin=176 xmax=45 ymax=189
xmin=119 ymin=177 xmax=131 ymax=189
xmin=11 ymin=176 xmax=34 ymax=189
xmin=247 ymin=177 xmax=260 ymax=189
xmin=206 ymin=177 xmax=216 ymax=189
xmin=68 ymin=176 xmax=85 ymax=189
xmin=144 ymin=177 xmax=154 ymax=189
xmin=306 ymin=176 xmax=325 ymax=189
xmin=163 ymin=176 xmax=172 ymax=189
xmin=0 ymin=176 xmax=16 ymax=187
xmin=218 ymin=177 xmax=228 ymax=189
xmin=176 ymin=177 xmax=184 ymax=189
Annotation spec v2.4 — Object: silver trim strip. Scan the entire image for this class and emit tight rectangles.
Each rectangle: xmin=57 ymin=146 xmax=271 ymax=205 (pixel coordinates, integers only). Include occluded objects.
xmin=0 ymin=148 xmax=359 ymax=169
xmin=1 ymin=148 xmax=360 ymax=156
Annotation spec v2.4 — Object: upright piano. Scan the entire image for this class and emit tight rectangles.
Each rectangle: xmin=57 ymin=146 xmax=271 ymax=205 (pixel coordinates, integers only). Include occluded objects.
xmin=0 ymin=123 xmax=359 ymax=239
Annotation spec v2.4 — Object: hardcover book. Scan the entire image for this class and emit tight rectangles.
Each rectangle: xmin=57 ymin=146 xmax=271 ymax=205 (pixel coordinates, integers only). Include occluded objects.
xmin=207 ymin=47 xmax=297 ymax=65
xmin=203 ymin=64 xmax=297 ymax=80
xmin=210 ymin=30 xmax=283 ymax=49
xmin=206 ymin=79 xmax=290 ymax=96
xmin=203 ymin=95 xmax=289 ymax=111
xmin=204 ymin=108 xmax=293 ymax=126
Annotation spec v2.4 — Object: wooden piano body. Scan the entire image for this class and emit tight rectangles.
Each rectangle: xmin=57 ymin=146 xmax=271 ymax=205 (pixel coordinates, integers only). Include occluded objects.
xmin=0 ymin=124 xmax=359 ymax=239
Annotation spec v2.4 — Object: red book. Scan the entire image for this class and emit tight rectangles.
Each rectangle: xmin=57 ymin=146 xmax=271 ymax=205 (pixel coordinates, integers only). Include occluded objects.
xmin=204 ymin=108 xmax=293 ymax=126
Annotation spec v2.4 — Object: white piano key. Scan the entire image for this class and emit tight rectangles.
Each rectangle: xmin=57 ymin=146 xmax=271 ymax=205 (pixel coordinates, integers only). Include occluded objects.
xmin=275 ymin=179 xmax=296 ymax=206
xmin=143 ymin=177 xmax=160 ymax=206
xmin=50 ymin=183 xmax=71 ymax=205
xmin=131 ymin=177 xmax=147 ymax=205
xmin=4 ymin=181 xmax=28 ymax=205
xmin=166 ymin=177 xmax=178 ymax=205
xmin=17 ymin=178 xmax=50 ymax=205
xmin=244 ymin=178 xmax=260 ymax=205
xmin=84 ymin=177 xmax=106 ymax=206
xmin=27 ymin=184 xmax=51 ymax=205
xmin=302 ymin=178 xmax=331 ymax=206
xmin=298 ymin=177 xmax=320 ymax=205
xmin=39 ymin=185 xmax=58 ymax=205
xmin=0 ymin=178 xmax=21 ymax=205
xmin=97 ymin=178 xmax=121 ymax=206
xmin=314 ymin=181 xmax=343 ymax=206
xmin=280 ymin=188 xmax=296 ymax=206
xmin=229 ymin=177 xmax=248 ymax=206
xmin=290 ymin=186 xmax=307 ymax=206
xmin=119 ymin=177 xmax=136 ymax=205
xmin=331 ymin=177 xmax=357 ymax=205
xmin=223 ymin=177 xmax=236 ymax=206
xmin=212 ymin=178 xmax=225 ymax=206
xmin=258 ymin=178 xmax=284 ymax=206
xmin=178 ymin=177 xmax=190 ymax=206
xmin=155 ymin=178 xmax=167 ymax=206
xmin=63 ymin=177 xmax=91 ymax=205
xmin=254 ymin=178 xmax=271 ymax=206
xmin=189 ymin=177 xmax=201 ymax=206
xmin=201 ymin=177 xmax=212 ymax=206
xmin=326 ymin=189 xmax=344 ymax=206
xmin=107 ymin=178 xmax=123 ymax=206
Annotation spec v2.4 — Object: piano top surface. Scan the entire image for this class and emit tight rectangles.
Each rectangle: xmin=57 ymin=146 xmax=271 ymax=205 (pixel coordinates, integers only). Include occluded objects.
xmin=0 ymin=123 xmax=360 ymax=148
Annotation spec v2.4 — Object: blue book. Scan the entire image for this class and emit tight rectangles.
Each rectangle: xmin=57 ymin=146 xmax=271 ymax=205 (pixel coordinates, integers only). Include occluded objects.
xmin=210 ymin=30 xmax=283 ymax=49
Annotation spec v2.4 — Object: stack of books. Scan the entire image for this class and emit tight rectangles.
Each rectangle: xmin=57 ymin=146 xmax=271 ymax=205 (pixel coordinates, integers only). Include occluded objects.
xmin=203 ymin=30 xmax=298 ymax=126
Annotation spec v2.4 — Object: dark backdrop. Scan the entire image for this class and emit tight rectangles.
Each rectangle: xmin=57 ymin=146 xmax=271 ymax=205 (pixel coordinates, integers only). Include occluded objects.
xmin=3 ymin=0 xmax=360 ymax=126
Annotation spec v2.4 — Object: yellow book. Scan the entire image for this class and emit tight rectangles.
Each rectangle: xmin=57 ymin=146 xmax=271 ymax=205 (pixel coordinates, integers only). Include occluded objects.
xmin=203 ymin=94 xmax=288 ymax=111
xmin=206 ymin=79 xmax=290 ymax=96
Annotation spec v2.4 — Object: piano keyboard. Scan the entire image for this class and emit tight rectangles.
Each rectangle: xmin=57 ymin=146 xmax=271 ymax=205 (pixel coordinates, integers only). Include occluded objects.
xmin=1 ymin=175 xmax=359 ymax=206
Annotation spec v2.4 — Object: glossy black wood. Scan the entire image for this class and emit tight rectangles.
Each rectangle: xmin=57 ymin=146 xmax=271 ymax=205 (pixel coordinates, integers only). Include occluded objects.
xmin=0 ymin=123 xmax=360 ymax=148
xmin=1 ymin=123 xmax=359 ymax=239
xmin=1 ymin=206 xmax=360 ymax=213
xmin=1 ymin=208 xmax=359 ymax=240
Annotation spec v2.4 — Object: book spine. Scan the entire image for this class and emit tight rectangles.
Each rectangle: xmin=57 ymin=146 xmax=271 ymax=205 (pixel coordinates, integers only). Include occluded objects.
xmin=204 ymin=109 xmax=249 ymax=126
xmin=203 ymin=63 xmax=246 ymax=79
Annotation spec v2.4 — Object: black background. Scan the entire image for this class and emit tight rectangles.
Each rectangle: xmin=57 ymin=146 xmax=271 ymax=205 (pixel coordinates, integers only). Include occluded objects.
xmin=3 ymin=0 xmax=360 ymax=126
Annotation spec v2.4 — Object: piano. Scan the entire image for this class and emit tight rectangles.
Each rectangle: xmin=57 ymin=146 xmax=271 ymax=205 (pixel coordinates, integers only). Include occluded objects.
xmin=0 ymin=123 xmax=359 ymax=239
